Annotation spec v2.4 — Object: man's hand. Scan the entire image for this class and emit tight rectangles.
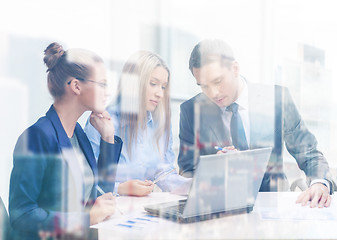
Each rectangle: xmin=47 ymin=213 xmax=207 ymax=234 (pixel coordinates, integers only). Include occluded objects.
xmin=296 ymin=183 xmax=331 ymax=208
xmin=216 ymin=145 xmax=237 ymax=154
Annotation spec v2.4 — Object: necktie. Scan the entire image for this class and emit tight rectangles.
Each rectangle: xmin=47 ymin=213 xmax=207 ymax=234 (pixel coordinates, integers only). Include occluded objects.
xmin=227 ymin=103 xmax=248 ymax=150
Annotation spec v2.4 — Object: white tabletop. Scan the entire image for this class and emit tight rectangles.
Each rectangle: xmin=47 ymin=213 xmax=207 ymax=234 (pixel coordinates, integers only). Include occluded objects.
xmin=94 ymin=192 xmax=337 ymax=239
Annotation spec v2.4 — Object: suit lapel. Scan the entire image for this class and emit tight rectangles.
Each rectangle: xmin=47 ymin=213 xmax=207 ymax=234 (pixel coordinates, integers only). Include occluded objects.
xmin=248 ymin=83 xmax=275 ymax=149
xmin=198 ymin=94 xmax=231 ymax=149
xmin=74 ymin=124 xmax=98 ymax=183
xmin=46 ymin=106 xmax=91 ymax=202
xmin=46 ymin=105 xmax=72 ymax=149
xmin=46 ymin=105 xmax=97 ymax=176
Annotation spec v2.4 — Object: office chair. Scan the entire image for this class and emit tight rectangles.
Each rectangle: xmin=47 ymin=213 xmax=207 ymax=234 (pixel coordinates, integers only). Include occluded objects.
xmin=0 ymin=196 xmax=10 ymax=240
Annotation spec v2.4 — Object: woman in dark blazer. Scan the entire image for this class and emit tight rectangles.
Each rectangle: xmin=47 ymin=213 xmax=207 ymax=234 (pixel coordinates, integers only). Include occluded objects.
xmin=9 ymin=42 xmax=122 ymax=239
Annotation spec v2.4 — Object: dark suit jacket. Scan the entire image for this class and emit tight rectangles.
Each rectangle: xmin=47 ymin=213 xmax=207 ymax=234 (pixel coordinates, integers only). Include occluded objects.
xmin=9 ymin=105 xmax=122 ymax=239
xmin=178 ymin=83 xmax=332 ymax=192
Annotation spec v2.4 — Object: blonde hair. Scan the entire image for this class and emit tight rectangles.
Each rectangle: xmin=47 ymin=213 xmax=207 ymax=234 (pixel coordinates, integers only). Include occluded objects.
xmin=116 ymin=51 xmax=171 ymax=158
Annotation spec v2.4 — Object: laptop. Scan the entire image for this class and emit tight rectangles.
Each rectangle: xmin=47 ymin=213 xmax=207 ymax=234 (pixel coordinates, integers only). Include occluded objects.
xmin=144 ymin=147 xmax=272 ymax=223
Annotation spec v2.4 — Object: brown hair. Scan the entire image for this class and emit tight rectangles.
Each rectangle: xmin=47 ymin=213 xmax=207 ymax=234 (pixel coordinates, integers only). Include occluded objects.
xmin=189 ymin=39 xmax=235 ymax=75
xmin=43 ymin=42 xmax=103 ymax=99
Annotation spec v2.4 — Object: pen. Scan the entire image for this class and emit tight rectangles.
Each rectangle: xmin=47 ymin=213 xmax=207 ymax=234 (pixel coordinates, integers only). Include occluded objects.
xmin=95 ymin=185 xmax=123 ymax=215
xmin=214 ymin=146 xmax=236 ymax=153
xmin=153 ymin=168 xmax=176 ymax=184
xmin=95 ymin=185 xmax=106 ymax=195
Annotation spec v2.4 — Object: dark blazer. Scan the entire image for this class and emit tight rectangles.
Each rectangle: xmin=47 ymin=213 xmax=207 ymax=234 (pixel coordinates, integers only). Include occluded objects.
xmin=9 ymin=105 xmax=122 ymax=239
xmin=178 ymin=83 xmax=332 ymax=192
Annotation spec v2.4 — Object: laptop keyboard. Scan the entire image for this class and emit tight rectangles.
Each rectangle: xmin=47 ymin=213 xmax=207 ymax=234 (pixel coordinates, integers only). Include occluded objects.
xmin=164 ymin=201 xmax=186 ymax=214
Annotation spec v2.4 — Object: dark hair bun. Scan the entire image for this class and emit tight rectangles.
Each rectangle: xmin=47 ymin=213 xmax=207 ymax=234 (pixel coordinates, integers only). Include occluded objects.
xmin=43 ymin=42 xmax=65 ymax=71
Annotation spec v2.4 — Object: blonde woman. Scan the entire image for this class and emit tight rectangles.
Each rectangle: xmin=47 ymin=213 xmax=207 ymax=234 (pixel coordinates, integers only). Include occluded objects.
xmin=85 ymin=51 xmax=191 ymax=196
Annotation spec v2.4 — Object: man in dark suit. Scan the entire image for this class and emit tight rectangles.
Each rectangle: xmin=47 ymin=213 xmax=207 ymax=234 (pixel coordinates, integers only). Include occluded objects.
xmin=178 ymin=39 xmax=333 ymax=207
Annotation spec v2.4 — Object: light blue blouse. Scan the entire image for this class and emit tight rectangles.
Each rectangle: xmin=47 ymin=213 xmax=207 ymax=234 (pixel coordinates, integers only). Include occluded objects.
xmin=84 ymin=104 xmax=190 ymax=193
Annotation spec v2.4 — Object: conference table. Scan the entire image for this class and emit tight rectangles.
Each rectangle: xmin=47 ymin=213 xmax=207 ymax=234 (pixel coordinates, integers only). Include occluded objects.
xmin=93 ymin=192 xmax=337 ymax=239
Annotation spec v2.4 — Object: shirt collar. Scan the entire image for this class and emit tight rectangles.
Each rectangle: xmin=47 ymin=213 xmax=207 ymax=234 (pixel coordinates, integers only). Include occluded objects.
xmin=147 ymin=111 xmax=153 ymax=126
xmin=117 ymin=109 xmax=153 ymax=128
xmin=222 ymin=77 xmax=248 ymax=113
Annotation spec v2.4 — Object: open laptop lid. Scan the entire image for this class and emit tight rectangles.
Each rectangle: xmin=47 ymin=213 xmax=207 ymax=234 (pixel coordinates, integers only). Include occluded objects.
xmin=182 ymin=147 xmax=272 ymax=218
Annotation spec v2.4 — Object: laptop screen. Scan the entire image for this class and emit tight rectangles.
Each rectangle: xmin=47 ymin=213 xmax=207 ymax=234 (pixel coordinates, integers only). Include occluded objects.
xmin=182 ymin=148 xmax=272 ymax=217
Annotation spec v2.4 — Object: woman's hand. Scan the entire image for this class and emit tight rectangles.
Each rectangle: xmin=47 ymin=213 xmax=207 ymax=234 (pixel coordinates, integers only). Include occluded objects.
xmin=89 ymin=192 xmax=116 ymax=225
xmin=90 ymin=111 xmax=115 ymax=143
xmin=118 ymin=180 xmax=154 ymax=197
